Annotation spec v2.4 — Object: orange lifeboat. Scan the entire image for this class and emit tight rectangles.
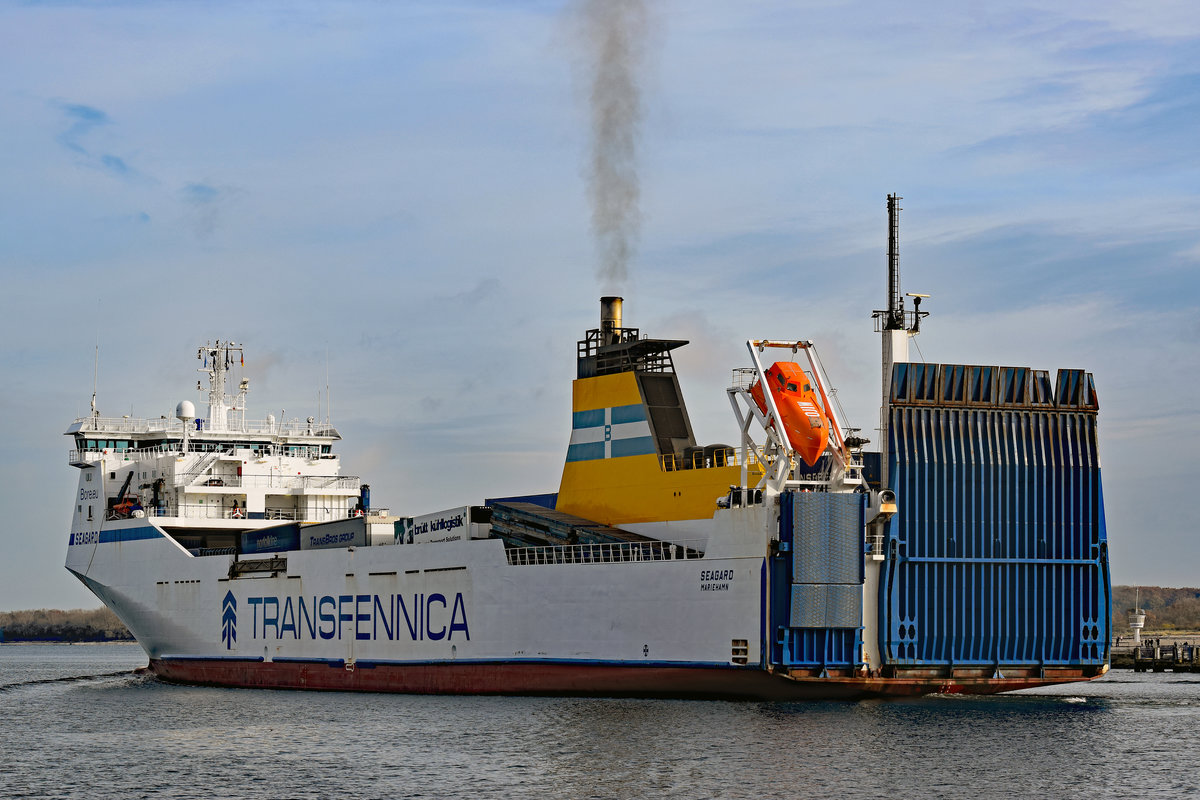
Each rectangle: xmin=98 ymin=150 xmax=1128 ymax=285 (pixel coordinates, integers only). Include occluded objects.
xmin=750 ymin=362 xmax=830 ymax=466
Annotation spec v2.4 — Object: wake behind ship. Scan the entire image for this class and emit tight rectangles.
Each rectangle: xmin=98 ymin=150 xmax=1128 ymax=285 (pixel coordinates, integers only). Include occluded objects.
xmin=63 ymin=200 xmax=1110 ymax=698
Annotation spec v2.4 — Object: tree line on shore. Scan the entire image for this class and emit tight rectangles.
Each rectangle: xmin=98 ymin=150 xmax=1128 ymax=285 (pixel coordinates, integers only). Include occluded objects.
xmin=1112 ymin=585 xmax=1200 ymax=632
xmin=3 ymin=585 xmax=1197 ymax=643
xmin=0 ymin=607 xmax=133 ymax=642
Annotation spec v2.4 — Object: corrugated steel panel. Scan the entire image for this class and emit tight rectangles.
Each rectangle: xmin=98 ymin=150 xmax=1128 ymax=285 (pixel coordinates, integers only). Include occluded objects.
xmin=882 ymin=363 xmax=1110 ymax=669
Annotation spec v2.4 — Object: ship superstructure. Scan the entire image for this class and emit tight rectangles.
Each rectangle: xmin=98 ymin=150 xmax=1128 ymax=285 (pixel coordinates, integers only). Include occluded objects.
xmin=63 ymin=201 xmax=1111 ymax=698
xmin=66 ymin=342 xmax=366 ymax=552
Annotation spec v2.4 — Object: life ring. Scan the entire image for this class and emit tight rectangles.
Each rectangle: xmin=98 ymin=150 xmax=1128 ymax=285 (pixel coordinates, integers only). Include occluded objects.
xmin=232 ymin=508 xmax=244 ymax=519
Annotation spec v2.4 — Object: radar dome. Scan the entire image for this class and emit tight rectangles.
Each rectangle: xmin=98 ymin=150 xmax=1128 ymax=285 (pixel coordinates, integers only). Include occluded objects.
xmin=176 ymin=400 xmax=196 ymax=420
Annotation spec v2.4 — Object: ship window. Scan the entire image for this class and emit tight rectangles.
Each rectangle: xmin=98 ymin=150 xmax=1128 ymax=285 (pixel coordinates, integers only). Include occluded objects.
xmin=87 ymin=439 xmax=97 ymax=449
xmin=804 ymin=383 xmax=811 ymax=392
xmin=786 ymin=383 xmax=797 ymax=391
xmin=321 ymin=445 xmax=331 ymax=454
xmin=110 ymin=472 xmax=116 ymax=480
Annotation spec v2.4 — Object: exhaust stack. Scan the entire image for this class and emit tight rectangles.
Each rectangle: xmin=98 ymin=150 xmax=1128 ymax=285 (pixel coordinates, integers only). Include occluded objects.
xmin=600 ymin=296 xmax=623 ymax=345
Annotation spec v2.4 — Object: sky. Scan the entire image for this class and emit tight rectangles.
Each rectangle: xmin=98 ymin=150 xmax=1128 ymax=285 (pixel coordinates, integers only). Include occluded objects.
xmin=1 ymin=0 xmax=1198 ymax=610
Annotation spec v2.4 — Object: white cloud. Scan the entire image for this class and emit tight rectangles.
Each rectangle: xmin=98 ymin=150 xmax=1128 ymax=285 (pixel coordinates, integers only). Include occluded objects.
xmin=2 ymin=0 xmax=1199 ymax=606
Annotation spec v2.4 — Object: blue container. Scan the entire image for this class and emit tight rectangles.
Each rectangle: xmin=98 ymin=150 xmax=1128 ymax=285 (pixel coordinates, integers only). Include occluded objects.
xmin=240 ymin=524 xmax=300 ymax=555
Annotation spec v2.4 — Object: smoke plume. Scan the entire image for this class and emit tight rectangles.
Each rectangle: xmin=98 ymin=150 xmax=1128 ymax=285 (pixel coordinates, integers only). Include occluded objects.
xmin=573 ymin=0 xmax=651 ymax=288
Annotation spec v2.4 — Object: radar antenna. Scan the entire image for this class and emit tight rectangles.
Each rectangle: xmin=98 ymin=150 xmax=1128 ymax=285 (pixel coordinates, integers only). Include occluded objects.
xmin=91 ymin=344 xmax=99 ymax=418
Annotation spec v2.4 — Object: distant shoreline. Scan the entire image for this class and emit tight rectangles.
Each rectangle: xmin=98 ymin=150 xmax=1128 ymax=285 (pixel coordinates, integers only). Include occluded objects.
xmin=0 ymin=640 xmax=139 ymax=646
xmin=0 ymin=608 xmax=133 ymax=644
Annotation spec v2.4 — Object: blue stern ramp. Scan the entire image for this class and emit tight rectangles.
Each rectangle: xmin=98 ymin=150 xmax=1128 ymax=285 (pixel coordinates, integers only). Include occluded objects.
xmin=880 ymin=363 xmax=1110 ymax=683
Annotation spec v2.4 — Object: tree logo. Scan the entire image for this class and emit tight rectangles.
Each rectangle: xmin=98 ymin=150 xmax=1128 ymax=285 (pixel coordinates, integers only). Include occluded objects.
xmin=221 ymin=590 xmax=237 ymax=650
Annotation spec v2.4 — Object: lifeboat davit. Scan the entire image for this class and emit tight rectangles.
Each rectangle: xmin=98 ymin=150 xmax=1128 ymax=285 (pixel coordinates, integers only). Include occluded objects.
xmin=750 ymin=362 xmax=831 ymax=466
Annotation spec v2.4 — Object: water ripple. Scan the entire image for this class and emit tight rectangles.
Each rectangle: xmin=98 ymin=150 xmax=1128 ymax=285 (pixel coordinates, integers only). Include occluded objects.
xmin=3 ymin=646 xmax=1200 ymax=800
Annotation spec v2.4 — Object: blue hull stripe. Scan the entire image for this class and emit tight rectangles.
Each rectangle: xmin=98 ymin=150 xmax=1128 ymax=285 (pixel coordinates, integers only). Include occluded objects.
xmin=158 ymin=654 xmax=266 ymax=663
xmin=70 ymin=526 xmax=161 ymax=545
xmin=100 ymin=527 xmax=162 ymax=544
xmin=159 ymin=655 xmax=750 ymax=670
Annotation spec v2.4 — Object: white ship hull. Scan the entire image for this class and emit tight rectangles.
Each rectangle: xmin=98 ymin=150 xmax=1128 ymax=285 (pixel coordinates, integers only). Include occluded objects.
xmin=63 ymin=269 xmax=1112 ymax=699
xmin=68 ymin=515 xmax=797 ymax=697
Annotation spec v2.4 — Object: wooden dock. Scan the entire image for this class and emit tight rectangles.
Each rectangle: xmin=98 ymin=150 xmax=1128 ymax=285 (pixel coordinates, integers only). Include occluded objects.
xmin=1111 ymin=641 xmax=1200 ymax=671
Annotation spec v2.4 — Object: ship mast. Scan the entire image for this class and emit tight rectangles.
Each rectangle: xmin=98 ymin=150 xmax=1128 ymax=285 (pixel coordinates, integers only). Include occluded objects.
xmin=885 ymin=194 xmax=905 ymax=334
xmin=197 ymin=340 xmax=244 ymax=432
xmin=873 ymin=194 xmax=927 ymax=489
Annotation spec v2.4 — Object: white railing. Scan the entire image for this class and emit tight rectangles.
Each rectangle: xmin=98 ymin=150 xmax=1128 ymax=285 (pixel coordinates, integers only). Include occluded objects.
xmin=236 ymin=475 xmax=360 ymax=491
xmin=69 ymin=438 xmax=349 ymax=472
xmin=70 ymin=415 xmax=338 ymax=438
xmin=179 ymin=475 xmax=359 ymax=491
xmin=146 ymin=504 xmax=229 ymax=521
xmin=505 ymin=540 xmax=704 ymax=566
xmin=71 ymin=416 xmax=181 ymax=434
xmin=146 ymin=504 xmax=349 ymax=523
xmin=69 ymin=443 xmax=218 ymax=465
xmin=69 ymin=442 xmax=223 ymax=466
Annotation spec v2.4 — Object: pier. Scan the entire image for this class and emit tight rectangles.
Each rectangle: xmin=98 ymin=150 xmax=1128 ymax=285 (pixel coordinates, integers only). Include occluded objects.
xmin=1111 ymin=639 xmax=1200 ymax=672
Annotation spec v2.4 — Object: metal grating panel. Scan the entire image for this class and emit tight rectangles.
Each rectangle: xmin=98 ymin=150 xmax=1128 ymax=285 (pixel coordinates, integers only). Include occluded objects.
xmin=826 ymin=583 xmax=863 ymax=628
xmin=791 ymin=493 xmax=863 ymax=584
xmin=789 ymin=584 xmax=863 ymax=629
xmin=790 ymin=584 xmax=826 ymax=628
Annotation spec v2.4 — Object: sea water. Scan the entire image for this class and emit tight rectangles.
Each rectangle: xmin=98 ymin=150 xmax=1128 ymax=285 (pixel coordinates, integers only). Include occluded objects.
xmin=2 ymin=644 xmax=1196 ymax=799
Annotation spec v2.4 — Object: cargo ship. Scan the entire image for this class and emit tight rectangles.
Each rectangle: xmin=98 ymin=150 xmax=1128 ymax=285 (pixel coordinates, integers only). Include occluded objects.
xmin=63 ymin=198 xmax=1110 ymax=698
